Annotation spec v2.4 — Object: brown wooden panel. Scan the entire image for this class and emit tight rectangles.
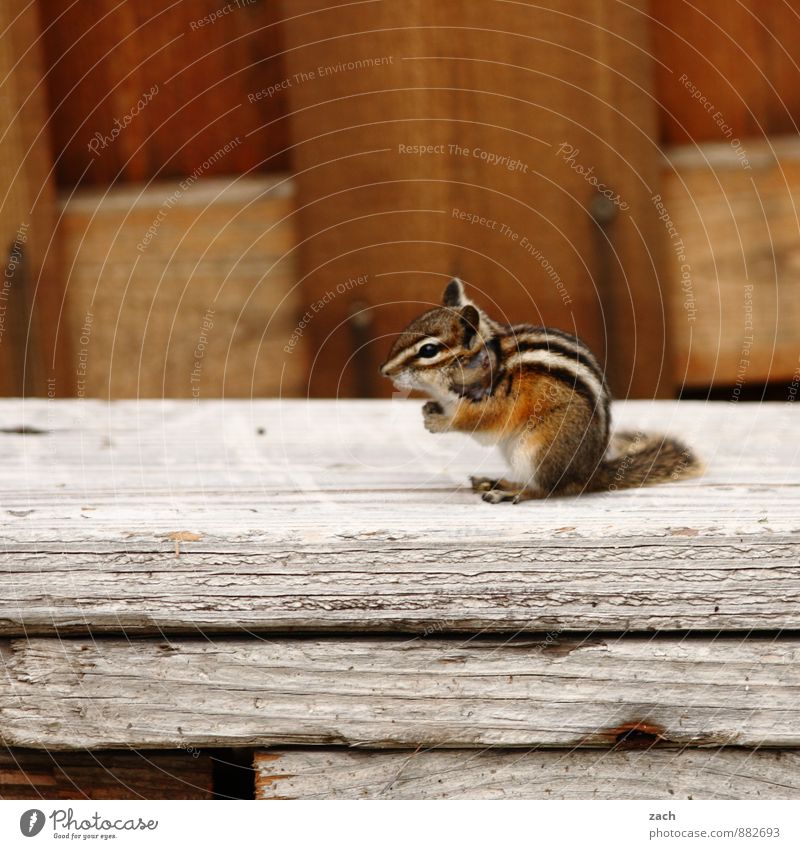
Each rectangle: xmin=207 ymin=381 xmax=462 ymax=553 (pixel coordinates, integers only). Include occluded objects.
xmin=278 ymin=0 xmax=669 ymax=398
xmin=38 ymin=0 xmax=289 ymax=186
xmin=0 ymin=3 xmax=72 ymax=396
xmin=663 ymin=138 xmax=800 ymax=389
xmin=653 ymin=0 xmax=800 ymax=144
xmin=59 ymin=175 xmax=303 ymax=398
xmin=0 ymin=749 xmax=213 ymax=799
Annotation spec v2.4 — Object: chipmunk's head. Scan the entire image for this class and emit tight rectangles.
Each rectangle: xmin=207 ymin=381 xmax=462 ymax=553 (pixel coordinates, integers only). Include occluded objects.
xmin=380 ymin=279 xmax=498 ymax=402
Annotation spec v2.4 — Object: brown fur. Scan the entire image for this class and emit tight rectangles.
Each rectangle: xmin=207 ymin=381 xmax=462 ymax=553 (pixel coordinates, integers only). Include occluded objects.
xmin=588 ymin=432 xmax=701 ymax=493
xmin=382 ymin=280 xmax=701 ymax=503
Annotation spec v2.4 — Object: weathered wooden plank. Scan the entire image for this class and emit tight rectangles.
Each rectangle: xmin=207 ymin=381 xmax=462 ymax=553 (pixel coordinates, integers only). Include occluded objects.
xmin=0 ymin=399 xmax=794 ymax=482
xmin=1 ymin=538 xmax=799 ymax=634
xmin=2 ymin=638 xmax=800 ymax=749
xmin=0 ymin=748 xmax=213 ymax=800
xmin=255 ymin=748 xmax=800 ymax=800
xmin=0 ymin=400 xmax=797 ymax=633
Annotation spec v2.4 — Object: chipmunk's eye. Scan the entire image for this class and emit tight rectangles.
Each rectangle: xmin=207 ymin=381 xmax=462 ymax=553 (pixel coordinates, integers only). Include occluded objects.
xmin=417 ymin=343 xmax=441 ymax=358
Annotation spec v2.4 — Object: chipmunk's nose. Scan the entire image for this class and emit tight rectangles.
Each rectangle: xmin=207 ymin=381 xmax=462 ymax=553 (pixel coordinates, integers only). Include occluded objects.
xmin=379 ymin=363 xmax=389 ymax=377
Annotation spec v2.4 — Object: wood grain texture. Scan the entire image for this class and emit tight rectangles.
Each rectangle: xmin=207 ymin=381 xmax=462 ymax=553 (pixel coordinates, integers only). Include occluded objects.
xmin=2 ymin=636 xmax=800 ymax=749
xmin=57 ymin=174 xmax=302 ymax=398
xmin=255 ymin=748 xmax=800 ymax=799
xmin=38 ymin=0 xmax=289 ymax=185
xmin=0 ymin=3 xmax=72 ymax=396
xmin=0 ymin=399 xmax=797 ymax=634
xmin=653 ymin=1 xmax=800 ymax=145
xmin=279 ymin=0 xmax=668 ymax=398
xmin=663 ymin=138 xmax=800 ymax=388
xmin=0 ymin=748 xmax=213 ymax=800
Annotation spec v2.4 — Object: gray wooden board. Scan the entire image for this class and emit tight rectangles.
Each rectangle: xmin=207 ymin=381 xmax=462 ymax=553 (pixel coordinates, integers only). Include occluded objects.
xmin=2 ymin=637 xmax=800 ymax=749
xmin=0 ymin=399 xmax=798 ymax=633
xmin=254 ymin=748 xmax=800 ymax=800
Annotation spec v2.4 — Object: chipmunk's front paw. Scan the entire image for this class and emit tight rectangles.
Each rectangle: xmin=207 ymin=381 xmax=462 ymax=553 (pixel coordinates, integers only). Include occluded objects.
xmin=481 ymin=487 xmax=539 ymax=504
xmin=422 ymin=401 xmax=450 ymax=433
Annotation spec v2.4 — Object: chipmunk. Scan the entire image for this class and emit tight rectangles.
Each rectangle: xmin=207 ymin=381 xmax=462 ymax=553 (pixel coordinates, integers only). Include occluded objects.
xmin=380 ymin=279 xmax=700 ymax=503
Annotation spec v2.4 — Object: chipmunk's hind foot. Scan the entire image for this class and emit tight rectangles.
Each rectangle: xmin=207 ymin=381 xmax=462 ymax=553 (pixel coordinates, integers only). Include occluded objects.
xmin=480 ymin=485 xmax=541 ymax=504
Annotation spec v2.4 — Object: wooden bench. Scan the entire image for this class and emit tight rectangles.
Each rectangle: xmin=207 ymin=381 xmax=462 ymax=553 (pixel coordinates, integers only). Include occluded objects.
xmin=1 ymin=399 xmax=798 ymax=799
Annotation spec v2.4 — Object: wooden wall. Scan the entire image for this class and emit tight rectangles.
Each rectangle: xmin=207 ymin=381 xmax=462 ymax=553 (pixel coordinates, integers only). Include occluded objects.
xmin=2 ymin=0 xmax=798 ymax=399
xmin=279 ymin=0 xmax=669 ymax=398
xmin=662 ymin=140 xmax=800 ymax=389
xmin=58 ymin=176 xmax=302 ymax=399
xmin=653 ymin=1 xmax=800 ymax=144
xmin=652 ymin=0 xmax=800 ymax=393
xmin=35 ymin=0 xmax=300 ymax=398
xmin=38 ymin=0 xmax=290 ymax=186
xmin=0 ymin=4 xmax=70 ymax=396
xmin=0 ymin=749 xmax=213 ymax=799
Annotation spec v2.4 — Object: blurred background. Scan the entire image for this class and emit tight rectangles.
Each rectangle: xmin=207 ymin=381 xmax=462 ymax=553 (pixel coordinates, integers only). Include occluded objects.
xmin=2 ymin=0 xmax=799 ymax=401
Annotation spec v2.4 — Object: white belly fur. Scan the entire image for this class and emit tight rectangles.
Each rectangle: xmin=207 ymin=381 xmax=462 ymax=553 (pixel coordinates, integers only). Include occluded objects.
xmin=469 ymin=430 xmax=502 ymax=447
xmin=500 ymin=434 xmax=539 ymax=487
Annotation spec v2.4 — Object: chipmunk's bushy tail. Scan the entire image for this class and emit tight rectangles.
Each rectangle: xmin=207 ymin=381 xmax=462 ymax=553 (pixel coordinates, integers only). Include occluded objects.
xmin=589 ymin=431 xmax=702 ymax=492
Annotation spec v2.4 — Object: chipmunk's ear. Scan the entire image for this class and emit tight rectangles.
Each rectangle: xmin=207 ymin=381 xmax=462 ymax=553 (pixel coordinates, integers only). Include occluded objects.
xmin=460 ymin=304 xmax=480 ymax=345
xmin=443 ymin=278 xmax=466 ymax=307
